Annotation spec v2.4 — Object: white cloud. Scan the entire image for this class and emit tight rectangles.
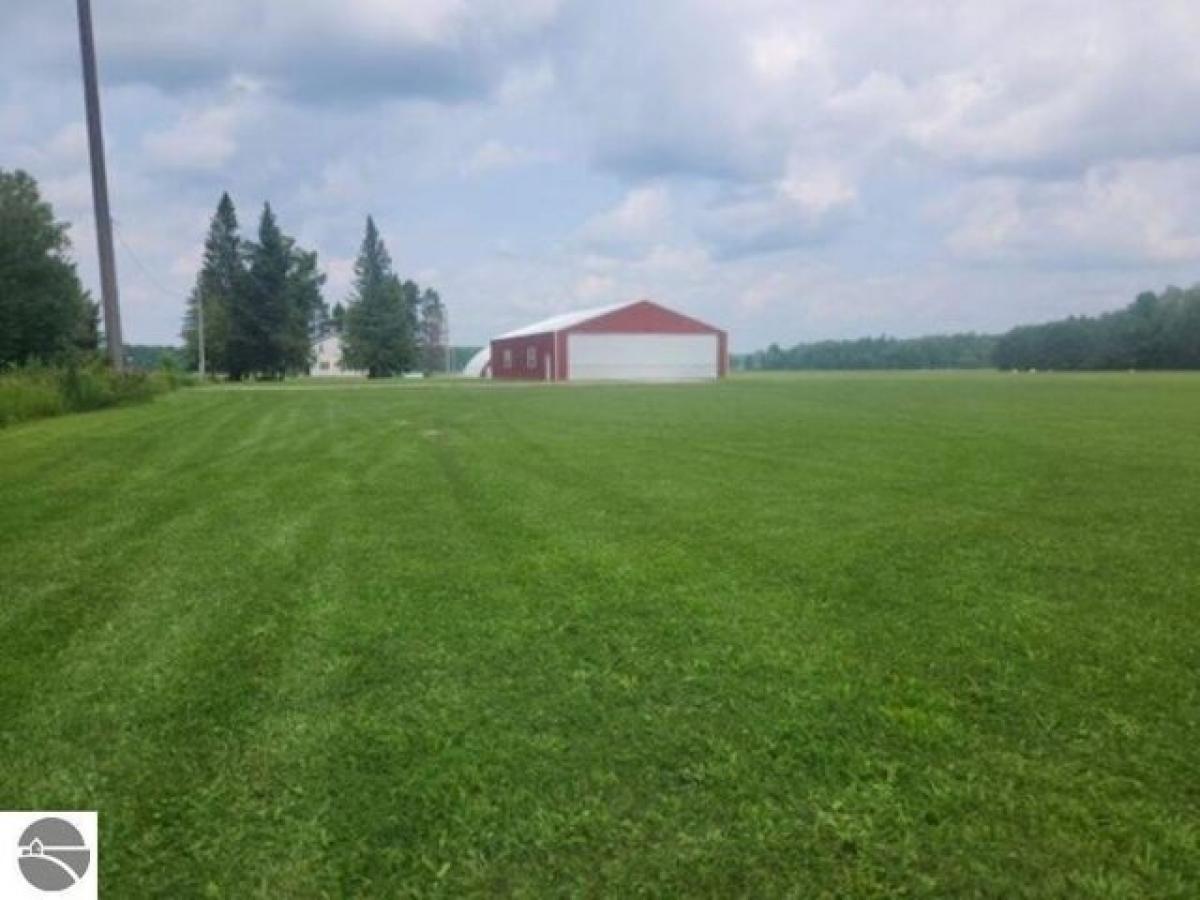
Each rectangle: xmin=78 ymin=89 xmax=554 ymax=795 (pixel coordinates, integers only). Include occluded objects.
xmin=580 ymin=185 xmax=673 ymax=254
xmin=283 ymin=0 xmax=471 ymax=45
xmin=572 ymin=273 xmax=617 ymax=302
xmin=498 ymin=60 xmax=557 ymax=104
xmin=143 ymin=111 xmax=240 ymax=172
xmin=38 ymin=173 xmax=94 ymax=223
xmin=323 ymin=257 xmax=358 ymax=303
xmin=746 ymin=30 xmax=824 ymax=83
xmin=938 ymin=157 xmax=1200 ymax=265
xmin=699 ymin=157 xmax=858 ymax=257
xmin=736 ymin=272 xmax=790 ymax=314
xmin=461 ymin=140 xmax=552 ymax=176
xmin=142 ymin=78 xmax=264 ymax=171
xmin=779 ymin=158 xmax=857 ymax=218
xmin=45 ymin=124 xmax=89 ymax=167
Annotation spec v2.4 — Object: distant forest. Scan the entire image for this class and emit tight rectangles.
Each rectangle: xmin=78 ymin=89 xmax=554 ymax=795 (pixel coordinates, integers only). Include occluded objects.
xmin=125 ymin=345 xmax=184 ymax=370
xmin=738 ymin=333 xmax=996 ymax=371
xmin=993 ymin=287 xmax=1200 ymax=370
xmin=739 ymin=286 xmax=1200 ymax=371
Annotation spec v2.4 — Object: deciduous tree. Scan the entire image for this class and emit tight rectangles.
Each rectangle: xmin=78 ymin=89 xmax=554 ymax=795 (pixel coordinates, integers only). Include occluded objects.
xmin=0 ymin=169 xmax=97 ymax=367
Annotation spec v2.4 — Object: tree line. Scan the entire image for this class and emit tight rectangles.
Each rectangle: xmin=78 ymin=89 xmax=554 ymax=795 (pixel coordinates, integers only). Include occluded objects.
xmin=742 ymin=287 xmax=1200 ymax=372
xmin=737 ymin=333 xmax=997 ymax=371
xmin=992 ymin=288 xmax=1200 ymax=370
xmin=183 ymin=194 xmax=447 ymax=379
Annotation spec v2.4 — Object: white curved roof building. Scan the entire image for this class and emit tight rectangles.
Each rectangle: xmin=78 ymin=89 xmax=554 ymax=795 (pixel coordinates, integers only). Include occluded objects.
xmin=462 ymin=347 xmax=491 ymax=378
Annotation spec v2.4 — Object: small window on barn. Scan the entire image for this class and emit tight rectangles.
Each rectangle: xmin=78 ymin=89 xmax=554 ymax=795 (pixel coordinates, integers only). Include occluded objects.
xmin=503 ymin=348 xmax=513 ymax=368
xmin=527 ymin=346 xmax=537 ymax=369
xmin=319 ymin=361 xmax=330 ymax=371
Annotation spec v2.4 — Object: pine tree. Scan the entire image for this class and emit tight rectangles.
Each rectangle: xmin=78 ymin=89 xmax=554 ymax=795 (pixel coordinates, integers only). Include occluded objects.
xmin=283 ymin=245 xmax=326 ymax=372
xmin=401 ymin=279 xmax=422 ymax=350
xmin=231 ymin=204 xmax=291 ymax=379
xmin=419 ymin=287 xmax=447 ymax=372
xmin=342 ymin=217 xmax=416 ymax=377
xmin=182 ymin=193 xmax=242 ymax=375
xmin=192 ymin=197 xmax=325 ymax=379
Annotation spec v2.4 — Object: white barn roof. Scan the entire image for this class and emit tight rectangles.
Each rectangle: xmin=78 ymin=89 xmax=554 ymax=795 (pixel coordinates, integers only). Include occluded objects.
xmin=495 ymin=302 xmax=626 ymax=339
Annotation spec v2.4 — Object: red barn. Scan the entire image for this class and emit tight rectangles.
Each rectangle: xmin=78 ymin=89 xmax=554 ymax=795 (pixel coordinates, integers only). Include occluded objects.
xmin=489 ymin=300 xmax=727 ymax=381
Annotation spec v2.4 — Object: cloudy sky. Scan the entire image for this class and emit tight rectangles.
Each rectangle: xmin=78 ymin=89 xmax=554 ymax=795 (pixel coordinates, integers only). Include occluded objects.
xmin=4 ymin=1 xmax=1200 ymax=349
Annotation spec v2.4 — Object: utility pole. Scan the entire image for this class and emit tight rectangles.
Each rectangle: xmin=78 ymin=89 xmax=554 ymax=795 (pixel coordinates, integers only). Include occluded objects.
xmin=76 ymin=0 xmax=124 ymax=370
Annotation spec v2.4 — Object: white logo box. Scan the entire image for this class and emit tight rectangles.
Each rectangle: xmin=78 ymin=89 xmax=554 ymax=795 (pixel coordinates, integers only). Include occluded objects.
xmin=0 ymin=812 xmax=97 ymax=899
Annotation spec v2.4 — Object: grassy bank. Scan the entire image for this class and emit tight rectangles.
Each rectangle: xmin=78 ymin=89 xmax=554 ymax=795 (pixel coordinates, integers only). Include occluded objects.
xmin=1 ymin=373 xmax=1197 ymax=895
xmin=0 ymin=362 xmax=190 ymax=427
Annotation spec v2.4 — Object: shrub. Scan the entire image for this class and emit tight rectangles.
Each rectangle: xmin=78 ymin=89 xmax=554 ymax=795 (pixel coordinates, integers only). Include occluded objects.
xmin=0 ymin=360 xmax=190 ymax=428
xmin=59 ymin=363 xmax=118 ymax=411
xmin=154 ymin=355 xmax=197 ymax=391
xmin=0 ymin=366 xmax=65 ymax=427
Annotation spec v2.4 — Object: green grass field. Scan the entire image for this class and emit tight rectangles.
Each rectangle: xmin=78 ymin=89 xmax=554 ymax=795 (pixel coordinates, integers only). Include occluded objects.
xmin=1 ymin=373 xmax=1198 ymax=897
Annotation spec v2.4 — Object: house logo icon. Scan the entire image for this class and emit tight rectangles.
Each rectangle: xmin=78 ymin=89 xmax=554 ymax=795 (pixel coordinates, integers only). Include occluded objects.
xmin=17 ymin=817 xmax=91 ymax=892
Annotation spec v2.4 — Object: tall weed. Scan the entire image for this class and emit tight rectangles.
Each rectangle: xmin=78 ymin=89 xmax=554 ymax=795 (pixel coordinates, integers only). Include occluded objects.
xmin=0 ymin=360 xmax=190 ymax=428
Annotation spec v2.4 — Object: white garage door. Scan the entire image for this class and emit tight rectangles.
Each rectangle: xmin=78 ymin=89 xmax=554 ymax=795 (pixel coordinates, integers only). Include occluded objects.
xmin=567 ymin=333 xmax=717 ymax=380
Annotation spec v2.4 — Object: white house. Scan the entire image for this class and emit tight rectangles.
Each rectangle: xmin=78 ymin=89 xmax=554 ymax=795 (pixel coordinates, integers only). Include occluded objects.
xmin=310 ymin=333 xmax=365 ymax=378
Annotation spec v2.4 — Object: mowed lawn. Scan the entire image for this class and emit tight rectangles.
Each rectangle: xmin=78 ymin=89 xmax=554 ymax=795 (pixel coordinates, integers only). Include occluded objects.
xmin=1 ymin=373 xmax=1198 ymax=897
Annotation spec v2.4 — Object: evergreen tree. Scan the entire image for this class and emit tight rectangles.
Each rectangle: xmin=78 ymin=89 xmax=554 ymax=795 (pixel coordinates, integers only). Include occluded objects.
xmin=330 ymin=302 xmax=346 ymax=334
xmin=309 ymin=293 xmax=332 ymax=342
xmin=342 ymin=217 xmax=416 ymax=377
xmin=190 ymin=197 xmax=325 ymax=379
xmin=182 ymin=192 xmax=242 ymax=374
xmin=0 ymin=169 xmax=97 ymax=366
xmin=251 ymin=204 xmax=292 ymax=377
xmin=282 ymin=245 xmax=326 ymax=372
xmin=401 ymin=279 xmax=422 ymax=360
xmin=229 ymin=203 xmax=291 ymax=379
xmin=419 ymin=287 xmax=447 ymax=372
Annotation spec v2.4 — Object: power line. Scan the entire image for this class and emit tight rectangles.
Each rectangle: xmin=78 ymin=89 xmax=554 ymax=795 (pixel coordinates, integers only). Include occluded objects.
xmin=112 ymin=221 xmax=189 ymax=300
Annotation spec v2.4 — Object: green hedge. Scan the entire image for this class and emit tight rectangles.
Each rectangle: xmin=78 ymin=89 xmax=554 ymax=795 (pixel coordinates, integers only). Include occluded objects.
xmin=0 ymin=362 xmax=193 ymax=428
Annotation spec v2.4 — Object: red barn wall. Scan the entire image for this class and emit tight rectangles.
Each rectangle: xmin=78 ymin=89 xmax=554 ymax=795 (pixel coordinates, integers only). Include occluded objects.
xmin=491 ymin=333 xmax=556 ymax=381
